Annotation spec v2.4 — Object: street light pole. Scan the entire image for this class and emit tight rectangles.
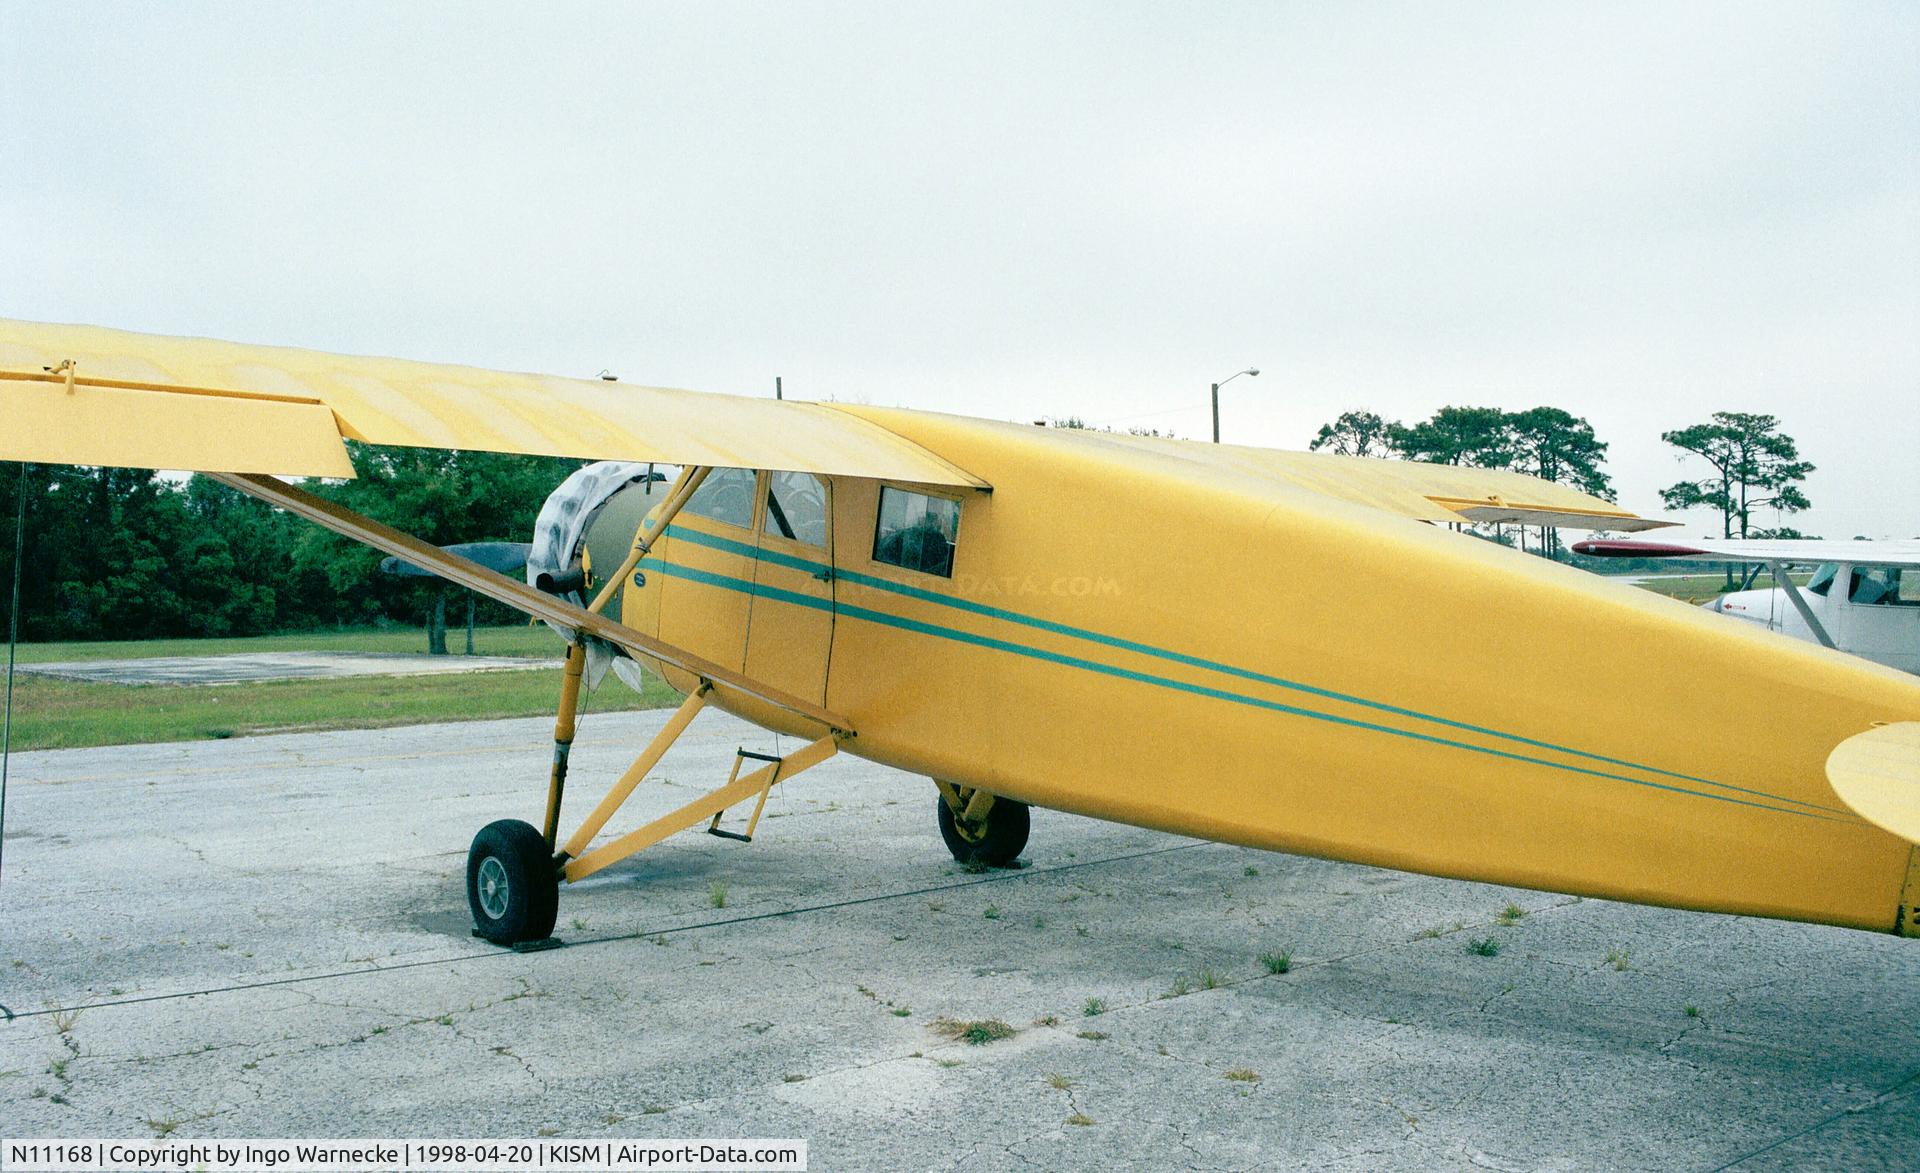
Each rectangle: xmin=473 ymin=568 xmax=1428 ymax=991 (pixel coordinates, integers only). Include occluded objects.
xmin=1210 ymin=367 xmax=1259 ymax=443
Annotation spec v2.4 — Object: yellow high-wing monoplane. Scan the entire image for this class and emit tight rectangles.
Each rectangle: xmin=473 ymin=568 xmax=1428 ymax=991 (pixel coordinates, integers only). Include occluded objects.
xmin=5 ymin=319 xmax=1919 ymax=945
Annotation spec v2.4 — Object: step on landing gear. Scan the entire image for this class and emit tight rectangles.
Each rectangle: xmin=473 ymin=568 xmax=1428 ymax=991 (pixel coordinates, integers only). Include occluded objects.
xmin=935 ymin=781 xmax=1030 ymax=867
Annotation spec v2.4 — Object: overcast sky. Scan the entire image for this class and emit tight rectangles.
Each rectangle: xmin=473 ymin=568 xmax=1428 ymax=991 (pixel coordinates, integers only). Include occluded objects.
xmin=4 ymin=3 xmax=1915 ymax=538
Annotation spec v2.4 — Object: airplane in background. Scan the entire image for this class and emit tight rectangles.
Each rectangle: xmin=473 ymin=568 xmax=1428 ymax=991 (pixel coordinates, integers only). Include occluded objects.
xmin=5 ymin=317 xmax=1919 ymax=950
xmin=1575 ymin=539 xmax=1920 ymax=675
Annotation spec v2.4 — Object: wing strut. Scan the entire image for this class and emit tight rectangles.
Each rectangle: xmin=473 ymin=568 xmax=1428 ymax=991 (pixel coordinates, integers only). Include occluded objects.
xmin=206 ymin=472 xmax=855 ymax=735
xmin=1769 ymin=560 xmax=1837 ymax=650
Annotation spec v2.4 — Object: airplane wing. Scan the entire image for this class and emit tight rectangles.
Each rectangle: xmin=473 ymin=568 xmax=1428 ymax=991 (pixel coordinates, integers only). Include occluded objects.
xmin=1575 ymin=538 xmax=1920 ymax=567
xmin=0 ymin=318 xmax=986 ymax=488
xmin=1095 ymin=433 xmax=1669 ymax=532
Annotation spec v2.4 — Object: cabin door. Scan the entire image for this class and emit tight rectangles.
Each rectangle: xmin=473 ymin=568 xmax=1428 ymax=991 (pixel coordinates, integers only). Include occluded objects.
xmin=744 ymin=471 xmax=835 ymax=705
xmin=654 ymin=467 xmax=759 ymax=673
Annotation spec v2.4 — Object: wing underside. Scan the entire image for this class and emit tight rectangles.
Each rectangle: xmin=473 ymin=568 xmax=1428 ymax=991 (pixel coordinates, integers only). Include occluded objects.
xmin=1576 ymin=539 xmax=1920 ymax=568
xmin=0 ymin=318 xmax=986 ymax=487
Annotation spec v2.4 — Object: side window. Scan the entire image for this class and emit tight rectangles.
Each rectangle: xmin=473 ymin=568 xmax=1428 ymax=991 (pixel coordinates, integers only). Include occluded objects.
xmin=873 ymin=486 xmax=960 ymax=577
xmin=1852 ymin=567 xmax=1900 ymax=606
xmin=763 ymin=472 xmax=828 ymax=548
xmin=683 ymin=467 xmax=757 ymax=530
xmin=1897 ymin=570 xmax=1920 ymax=605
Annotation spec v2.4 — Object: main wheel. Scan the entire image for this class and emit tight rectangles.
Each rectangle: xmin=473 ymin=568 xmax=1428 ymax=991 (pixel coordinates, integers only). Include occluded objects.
xmin=467 ymin=819 xmax=560 ymax=945
xmin=936 ymin=793 xmax=1030 ymax=867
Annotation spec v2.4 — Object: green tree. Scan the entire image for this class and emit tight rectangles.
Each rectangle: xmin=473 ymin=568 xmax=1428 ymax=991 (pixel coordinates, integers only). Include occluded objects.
xmin=1389 ymin=406 xmax=1513 ymax=468
xmin=1659 ymin=413 xmax=1813 ymax=539
xmin=294 ymin=445 xmax=584 ymax=652
xmin=1308 ymin=411 xmax=1398 ymax=457
xmin=1505 ymin=408 xmax=1613 ymax=500
xmin=1506 ymin=407 xmax=1614 ymax=558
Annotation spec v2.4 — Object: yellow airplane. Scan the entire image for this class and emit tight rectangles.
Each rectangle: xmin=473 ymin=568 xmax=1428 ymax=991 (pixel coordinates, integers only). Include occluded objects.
xmin=5 ymin=318 xmax=1918 ymax=947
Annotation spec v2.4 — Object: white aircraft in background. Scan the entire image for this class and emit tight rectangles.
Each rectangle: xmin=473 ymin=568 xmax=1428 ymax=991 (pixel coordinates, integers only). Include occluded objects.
xmin=1576 ymin=539 xmax=1920 ymax=675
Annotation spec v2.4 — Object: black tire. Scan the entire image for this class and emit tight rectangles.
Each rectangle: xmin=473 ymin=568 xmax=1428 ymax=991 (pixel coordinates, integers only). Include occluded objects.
xmin=467 ymin=819 xmax=560 ymax=945
xmin=936 ymin=793 xmax=1030 ymax=867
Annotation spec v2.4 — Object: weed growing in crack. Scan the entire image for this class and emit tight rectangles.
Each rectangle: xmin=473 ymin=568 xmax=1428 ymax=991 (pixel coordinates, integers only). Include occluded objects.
xmin=1260 ymin=951 xmax=1292 ymax=975
xmin=932 ymin=1017 xmax=1016 ymax=1045
xmin=1465 ymin=938 xmax=1500 ymax=957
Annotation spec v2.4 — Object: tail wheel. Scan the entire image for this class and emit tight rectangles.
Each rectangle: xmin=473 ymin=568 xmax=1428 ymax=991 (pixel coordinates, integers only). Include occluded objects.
xmin=936 ymin=791 xmax=1030 ymax=867
xmin=467 ymin=819 xmax=560 ymax=945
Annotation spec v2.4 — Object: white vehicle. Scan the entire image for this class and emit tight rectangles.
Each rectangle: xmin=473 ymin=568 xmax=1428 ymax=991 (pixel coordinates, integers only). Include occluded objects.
xmin=1576 ymin=539 xmax=1920 ymax=674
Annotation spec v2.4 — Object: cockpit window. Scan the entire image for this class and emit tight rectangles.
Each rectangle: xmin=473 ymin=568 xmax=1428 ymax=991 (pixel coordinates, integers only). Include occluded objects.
xmin=683 ymin=467 xmax=758 ymax=530
xmin=1851 ymin=567 xmax=1901 ymax=605
xmin=764 ymin=472 xmax=828 ymax=548
xmin=873 ymin=487 xmax=959 ymax=577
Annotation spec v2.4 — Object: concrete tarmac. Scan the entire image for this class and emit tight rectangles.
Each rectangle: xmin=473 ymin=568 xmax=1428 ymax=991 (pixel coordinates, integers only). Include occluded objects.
xmin=0 ymin=708 xmax=1914 ymax=1170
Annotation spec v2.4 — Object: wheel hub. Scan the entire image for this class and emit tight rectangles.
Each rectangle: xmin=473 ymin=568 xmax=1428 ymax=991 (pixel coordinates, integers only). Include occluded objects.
xmin=476 ymin=855 xmax=510 ymax=920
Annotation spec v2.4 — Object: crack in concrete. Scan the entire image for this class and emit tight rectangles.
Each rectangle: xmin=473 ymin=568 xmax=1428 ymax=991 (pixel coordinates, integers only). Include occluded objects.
xmin=1702 ymin=1066 xmax=1920 ymax=1172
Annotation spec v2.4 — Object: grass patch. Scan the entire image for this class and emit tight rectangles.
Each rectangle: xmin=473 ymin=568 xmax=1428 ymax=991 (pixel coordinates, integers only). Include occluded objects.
xmin=932 ymin=1017 xmax=1017 ymax=1046
xmin=1076 ymin=1030 xmax=1108 ymax=1041
xmin=1606 ymin=948 xmax=1631 ymax=971
xmin=1082 ymin=997 xmax=1106 ymax=1017
xmin=13 ymin=624 xmax=560 ymax=664
xmin=1199 ymin=966 xmax=1225 ymax=990
xmin=1626 ymin=571 xmax=1808 ymax=603
xmin=1224 ymin=1067 xmax=1261 ymax=1083
xmin=1046 ymin=1073 xmax=1075 ymax=1090
xmin=1260 ymin=951 xmax=1292 ymax=975
xmin=709 ymin=881 xmax=729 ymax=909
xmin=8 ymin=657 xmax=679 ymax=751
xmin=1495 ymin=903 xmax=1527 ymax=926
xmin=1465 ymin=937 xmax=1501 ymax=957
xmin=1244 ymin=866 xmax=1259 ymax=877
xmin=1684 ymin=1004 xmax=1701 ymax=1018
xmin=1066 ymin=1113 xmax=1095 ymax=1127
xmin=982 ymin=904 xmax=1002 ymax=920
xmin=1165 ymin=975 xmax=1191 ymax=998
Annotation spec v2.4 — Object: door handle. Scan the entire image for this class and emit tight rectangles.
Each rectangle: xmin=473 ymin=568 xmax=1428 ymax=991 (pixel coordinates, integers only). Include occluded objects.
xmin=812 ymin=568 xmax=834 ymax=583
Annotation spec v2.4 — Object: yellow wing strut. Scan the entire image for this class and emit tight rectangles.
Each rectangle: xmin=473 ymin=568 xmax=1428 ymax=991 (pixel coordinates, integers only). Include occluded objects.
xmin=207 ymin=472 xmax=855 ymax=735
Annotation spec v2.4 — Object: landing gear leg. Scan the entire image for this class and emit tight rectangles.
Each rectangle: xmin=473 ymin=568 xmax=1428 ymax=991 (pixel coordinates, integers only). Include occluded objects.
xmin=934 ymin=781 xmax=1030 ymax=867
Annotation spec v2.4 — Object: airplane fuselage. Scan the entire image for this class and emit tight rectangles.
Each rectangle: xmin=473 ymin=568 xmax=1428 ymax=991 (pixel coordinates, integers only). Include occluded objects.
xmin=1707 ymin=564 xmax=1920 ymax=675
xmin=606 ymin=410 xmax=1920 ymax=936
